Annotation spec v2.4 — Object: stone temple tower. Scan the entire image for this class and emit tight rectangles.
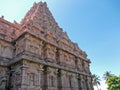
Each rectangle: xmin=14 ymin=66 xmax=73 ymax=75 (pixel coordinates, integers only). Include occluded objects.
xmin=0 ymin=1 xmax=94 ymax=90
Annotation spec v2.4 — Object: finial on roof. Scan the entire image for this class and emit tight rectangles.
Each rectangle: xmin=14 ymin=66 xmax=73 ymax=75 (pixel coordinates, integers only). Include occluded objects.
xmin=40 ymin=0 xmax=45 ymax=2
xmin=1 ymin=15 xmax=4 ymax=19
xmin=33 ymin=2 xmax=37 ymax=6
xmin=38 ymin=1 xmax=47 ymax=5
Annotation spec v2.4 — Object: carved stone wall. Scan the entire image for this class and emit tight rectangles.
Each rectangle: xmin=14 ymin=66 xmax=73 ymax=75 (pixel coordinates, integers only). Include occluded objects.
xmin=47 ymin=67 xmax=58 ymax=90
xmin=0 ymin=66 xmax=7 ymax=90
xmin=58 ymin=50 xmax=76 ymax=69
xmin=15 ymin=37 xmax=25 ymax=56
xmin=24 ymin=34 xmax=43 ymax=58
xmin=21 ymin=60 xmax=42 ymax=90
xmin=0 ymin=40 xmax=13 ymax=59
xmin=77 ymin=58 xmax=83 ymax=72
xmin=0 ymin=1 xmax=93 ymax=90
xmin=44 ymin=44 xmax=56 ymax=62
xmin=8 ymin=60 xmax=43 ymax=90
xmin=7 ymin=61 xmax=23 ymax=90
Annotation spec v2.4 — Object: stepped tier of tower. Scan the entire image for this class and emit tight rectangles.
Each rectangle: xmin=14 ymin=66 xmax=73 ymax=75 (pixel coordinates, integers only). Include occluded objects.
xmin=0 ymin=2 xmax=93 ymax=90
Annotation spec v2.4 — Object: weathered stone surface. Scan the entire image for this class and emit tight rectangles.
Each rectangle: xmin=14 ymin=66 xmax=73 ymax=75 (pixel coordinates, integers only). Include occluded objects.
xmin=0 ymin=66 xmax=7 ymax=90
xmin=0 ymin=40 xmax=13 ymax=59
xmin=0 ymin=1 xmax=93 ymax=90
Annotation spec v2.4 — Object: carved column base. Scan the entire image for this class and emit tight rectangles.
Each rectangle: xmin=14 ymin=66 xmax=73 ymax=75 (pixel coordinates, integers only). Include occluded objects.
xmin=18 ymin=87 xmax=42 ymax=90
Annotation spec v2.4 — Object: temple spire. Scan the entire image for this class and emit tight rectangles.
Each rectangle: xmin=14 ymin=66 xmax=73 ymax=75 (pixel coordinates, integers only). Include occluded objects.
xmin=21 ymin=1 xmax=58 ymax=31
xmin=19 ymin=1 xmax=87 ymax=58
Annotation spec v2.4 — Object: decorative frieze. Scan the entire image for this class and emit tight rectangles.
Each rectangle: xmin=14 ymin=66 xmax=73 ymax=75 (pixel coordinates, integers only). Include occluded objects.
xmin=0 ymin=1 xmax=93 ymax=90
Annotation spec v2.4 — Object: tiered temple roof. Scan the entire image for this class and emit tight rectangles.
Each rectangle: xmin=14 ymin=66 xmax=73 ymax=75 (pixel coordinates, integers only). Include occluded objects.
xmin=0 ymin=1 xmax=89 ymax=61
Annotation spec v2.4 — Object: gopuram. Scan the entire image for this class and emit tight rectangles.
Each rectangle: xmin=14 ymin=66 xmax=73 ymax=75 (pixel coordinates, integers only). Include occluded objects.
xmin=0 ymin=2 xmax=93 ymax=90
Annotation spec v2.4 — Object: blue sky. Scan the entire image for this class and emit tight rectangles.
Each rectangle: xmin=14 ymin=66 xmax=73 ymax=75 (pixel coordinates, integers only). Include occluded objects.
xmin=0 ymin=0 xmax=120 ymax=89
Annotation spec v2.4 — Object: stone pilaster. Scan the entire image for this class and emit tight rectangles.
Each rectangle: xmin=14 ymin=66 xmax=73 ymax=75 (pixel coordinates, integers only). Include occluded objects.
xmin=20 ymin=60 xmax=28 ymax=89
xmin=0 ymin=67 xmax=7 ymax=90
xmin=57 ymin=69 xmax=62 ymax=90
xmin=36 ymin=64 xmax=44 ymax=90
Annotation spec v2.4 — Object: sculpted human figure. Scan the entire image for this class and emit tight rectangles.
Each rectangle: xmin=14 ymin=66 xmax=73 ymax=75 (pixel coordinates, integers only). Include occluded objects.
xmin=0 ymin=1 xmax=93 ymax=90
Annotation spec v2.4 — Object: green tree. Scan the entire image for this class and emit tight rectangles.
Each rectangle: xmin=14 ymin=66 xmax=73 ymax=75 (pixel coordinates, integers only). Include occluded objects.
xmin=103 ymin=71 xmax=113 ymax=80
xmin=92 ymin=74 xmax=101 ymax=90
xmin=106 ymin=75 xmax=120 ymax=90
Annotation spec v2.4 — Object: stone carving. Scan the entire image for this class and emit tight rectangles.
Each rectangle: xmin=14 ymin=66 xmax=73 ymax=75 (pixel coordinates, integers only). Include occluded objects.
xmin=84 ymin=61 xmax=90 ymax=73
xmin=77 ymin=58 xmax=84 ymax=72
xmin=0 ymin=1 xmax=93 ymax=90
xmin=58 ymin=50 xmax=76 ymax=68
xmin=61 ymin=70 xmax=68 ymax=89
xmin=0 ymin=40 xmax=13 ymax=58
xmin=47 ymin=67 xmax=58 ymax=90
xmin=0 ymin=67 xmax=7 ymax=90
xmin=0 ymin=20 xmax=18 ymax=41
xmin=44 ymin=44 xmax=56 ymax=62
xmin=15 ymin=38 xmax=25 ymax=56
xmin=24 ymin=35 xmax=43 ymax=58
xmin=72 ymin=74 xmax=79 ymax=90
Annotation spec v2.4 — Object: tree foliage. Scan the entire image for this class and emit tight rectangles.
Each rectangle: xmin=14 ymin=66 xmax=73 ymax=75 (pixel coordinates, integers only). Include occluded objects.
xmin=103 ymin=71 xmax=113 ymax=80
xmin=92 ymin=74 xmax=101 ymax=89
xmin=106 ymin=74 xmax=120 ymax=90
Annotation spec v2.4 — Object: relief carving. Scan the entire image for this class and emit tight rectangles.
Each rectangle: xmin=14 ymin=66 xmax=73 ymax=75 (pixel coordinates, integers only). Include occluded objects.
xmin=0 ymin=40 xmax=13 ymax=58
xmin=15 ymin=38 xmax=25 ymax=55
xmin=0 ymin=69 xmax=7 ymax=87
xmin=47 ymin=67 xmax=58 ymax=89
xmin=0 ymin=1 xmax=93 ymax=90
xmin=20 ymin=62 xmax=43 ymax=89
xmin=14 ymin=70 xmax=21 ymax=85
xmin=44 ymin=44 xmax=56 ymax=62
xmin=77 ymin=58 xmax=83 ymax=71
xmin=67 ymin=54 xmax=75 ymax=68
xmin=24 ymin=35 xmax=43 ymax=57
xmin=61 ymin=70 xmax=68 ymax=88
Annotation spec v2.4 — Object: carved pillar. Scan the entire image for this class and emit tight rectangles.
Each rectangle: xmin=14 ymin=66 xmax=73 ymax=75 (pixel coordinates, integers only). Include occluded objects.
xmin=24 ymin=38 xmax=31 ymax=52
xmin=87 ymin=76 xmax=94 ymax=90
xmin=82 ymin=61 xmax=85 ymax=72
xmin=72 ymin=74 xmax=79 ymax=90
xmin=21 ymin=60 xmax=29 ymax=89
xmin=75 ymin=57 xmax=78 ymax=70
xmin=61 ymin=70 xmax=69 ymax=90
xmin=68 ymin=74 xmax=73 ymax=90
xmin=47 ymin=67 xmax=58 ymax=90
xmin=61 ymin=70 xmax=65 ymax=90
xmin=85 ymin=76 xmax=89 ymax=90
xmin=80 ymin=75 xmax=85 ymax=90
xmin=37 ymin=64 xmax=44 ymax=89
xmin=7 ymin=65 xmax=22 ymax=90
xmin=82 ymin=75 xmax=87 ymax=90
xmin=0 ymin=67 xmax=7 ymax=90
xmin=57 ymin=69 xmax=62 ymax=90
xmin=42 ymin=66 xmax=48 ymax=90
xmin=77 ymin=74 xmax=82 ymax=90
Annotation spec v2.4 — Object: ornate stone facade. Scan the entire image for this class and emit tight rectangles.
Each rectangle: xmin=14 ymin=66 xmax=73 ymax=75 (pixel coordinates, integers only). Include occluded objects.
xmin=0 ymin=2 xmax=93 ymax=90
